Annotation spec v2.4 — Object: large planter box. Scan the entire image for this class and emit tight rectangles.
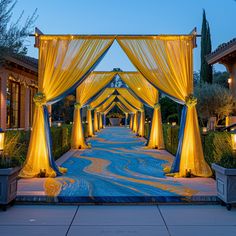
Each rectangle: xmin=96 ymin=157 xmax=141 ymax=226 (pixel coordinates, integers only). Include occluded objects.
xmin=109 ymin=118 xmax=121 ymax=126
xmin=0 ymin=167 xmax=20 ymax=210
xmin=212 ymin=163 xmax=236 ymax=210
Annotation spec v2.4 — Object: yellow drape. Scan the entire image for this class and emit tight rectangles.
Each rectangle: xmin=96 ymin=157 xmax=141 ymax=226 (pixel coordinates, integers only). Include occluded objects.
xmin=94 ymin=109 xmax=99 ymax=132
xmin=116 ymin=88 xmax=142 ymax=110
xmin=116 ymin=101 xmax=132 ymax=114
xmin=87 ymin=107 xmax=93 ymax=137
xmin=20 ymin=36 xmax=114 ymax=178
xmin=116 ymin=88 xmax=144 ymax=135
xmin=96 ymin=95 xmax=116 ymax=112
xmin=117 ymin=96 xmax=136 ymax=113
xmin=119 ymin=72 xmax=164 ymax=148
xmin=148 ymin=104 xmax=164 ymax=149
xmin=72 ymin=72 xmax=115 ymax=148
xmin=71 ymin=103 xmax=88 ymax=149
xmin=138 ymin=109 xmax=145 ymax=137
xmin=99 ymin=112 xmax=103 ymax=129
xmin=117 ymin=36 xmax=212 ymax=177
xmin=132 ymin=111 xmax=139 ymax=133
xmin=130 ymin=113 xmax=134 ymax=130
xmin=90 ymin=88 xmax=115 ymax=109
xmin=104 ymin=102 xmax=116 ymax=114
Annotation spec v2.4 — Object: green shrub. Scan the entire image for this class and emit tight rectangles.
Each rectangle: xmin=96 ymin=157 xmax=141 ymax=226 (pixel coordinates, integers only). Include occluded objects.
xmin=163 ymin=124 xmax=179 ymax=155
xmin=144 ymin=123 xmax=151 ymax=139
xmin=3 ymin=125 xmax=73 ymax=166
xmin=203 ymin=131 xmax=234 ymax=167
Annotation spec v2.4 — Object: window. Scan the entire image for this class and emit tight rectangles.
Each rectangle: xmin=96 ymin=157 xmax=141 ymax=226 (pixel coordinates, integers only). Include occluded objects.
xmin=7 ymin=78 xmax=20 ymax=128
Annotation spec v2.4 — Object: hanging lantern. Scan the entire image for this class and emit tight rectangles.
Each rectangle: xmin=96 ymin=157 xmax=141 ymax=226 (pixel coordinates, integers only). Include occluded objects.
xmin=0 ymin=128 xmax=5 ymax=153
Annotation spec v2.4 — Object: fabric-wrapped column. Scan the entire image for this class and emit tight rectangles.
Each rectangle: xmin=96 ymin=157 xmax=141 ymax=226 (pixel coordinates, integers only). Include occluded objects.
xmin=138 ymin=108 xmax=145 ymax=137
xmin=86 ymin=106 xmax=94 ymax=137
xmin=103 ymin=114 xmax=106 ymax=128
xmin=130 ymin=113 xmax=134 ymax=130
xmin=172 ymin=95 xmax=212 ymax=177
xmin=99 ymin=112 xmax=103 ymax=129
xmin=125 ymin=113 xmax=128 ymax=127
xmin=132 ymin=111 xmax=138 ymax=133
xmin=71 ymin=103 xmax=88 ymax=149
xmin=19 ymin=93 xmax=58 ymax=178
xmin=93 ymin=109 xmax=99 ymax=132
xmin=147 ymin=103 xmax=164 ymax=149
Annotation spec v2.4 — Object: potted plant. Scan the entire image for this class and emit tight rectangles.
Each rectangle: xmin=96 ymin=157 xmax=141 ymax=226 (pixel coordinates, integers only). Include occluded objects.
xmin=107 ymin=112 xmax=124 ymax=126
xmin=0 ymin=129 xmax=22 ymax=211
xmin=212 ymin=131 xmax=236 ymax=210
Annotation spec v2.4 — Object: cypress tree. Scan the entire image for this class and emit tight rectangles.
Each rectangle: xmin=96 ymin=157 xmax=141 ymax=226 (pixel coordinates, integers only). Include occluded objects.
xmin=200 ymin=10 xmax=213 ymax=84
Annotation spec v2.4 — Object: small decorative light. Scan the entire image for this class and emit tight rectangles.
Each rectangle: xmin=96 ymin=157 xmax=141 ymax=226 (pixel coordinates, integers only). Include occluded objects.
xmin=172 ymin=122 xmax=176 ymax=126
xmin=230 ymin=130 xmax=236 ymax=151
xmin=0 ymin=128 xmax=5 ymax=153
xmin=228 ymin=78 xmax=232 ymax=84
xmin=202 ymin=127 xmax=207 ymax=134
xmin=148 ymin=120 xmax=151 ymax=123
xmin=137 ymin=87 xmax=141 ymax=91
xmin=57 ymin=122 xmax=62 ymax=127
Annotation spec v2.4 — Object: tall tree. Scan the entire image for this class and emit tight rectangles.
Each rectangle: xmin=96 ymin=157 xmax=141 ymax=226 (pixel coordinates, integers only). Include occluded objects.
xmin=200 ymin=10 xmax=213 ymax=84
xmin=0 ymin=0 xmax=37 ymax=60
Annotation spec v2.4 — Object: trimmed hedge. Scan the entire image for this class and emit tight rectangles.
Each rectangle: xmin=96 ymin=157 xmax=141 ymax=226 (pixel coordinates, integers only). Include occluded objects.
xmin=4 ymin=124 xmax=74 ymax=166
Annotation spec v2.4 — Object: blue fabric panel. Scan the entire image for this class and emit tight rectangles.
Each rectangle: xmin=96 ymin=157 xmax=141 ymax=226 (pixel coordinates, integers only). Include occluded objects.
xmin=43 ymin=105 xmax=62 ymax=175
xmin=170 ymin=105 xmax=187 ymax=173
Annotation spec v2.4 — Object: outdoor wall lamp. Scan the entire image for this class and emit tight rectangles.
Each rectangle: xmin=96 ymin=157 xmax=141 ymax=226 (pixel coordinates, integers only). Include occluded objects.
xmin=228 ymin=77 xmax=232 ymax=84
xmin=0 ymin=128 xmax=5 ymax=156
xmin=230 ymin=129 xmax=236 ymax=151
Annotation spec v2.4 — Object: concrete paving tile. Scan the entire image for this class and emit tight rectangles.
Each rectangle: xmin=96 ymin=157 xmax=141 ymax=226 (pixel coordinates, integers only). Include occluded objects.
xmin=0 ymin=205 xmax=77 ymax=225
xmin=68 ymin=225 xmax=169 ymax=236
xmin=159 ymin=205 xmax=236 ymax=225
xmin=168 ymin=226 xmax=236 ymax=236
xmin=73 ymin=206 xmax=164 ymax=225
xmin=0 ymin=226 xmax=68 ymax=236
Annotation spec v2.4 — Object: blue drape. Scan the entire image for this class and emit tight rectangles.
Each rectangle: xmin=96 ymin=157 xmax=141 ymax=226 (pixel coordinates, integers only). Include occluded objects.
xmin=170 ymin=106 xmax=187 ymax=173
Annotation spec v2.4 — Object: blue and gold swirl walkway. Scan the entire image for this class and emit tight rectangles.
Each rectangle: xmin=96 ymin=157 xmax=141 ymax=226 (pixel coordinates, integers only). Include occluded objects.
xmin=17 ymin=127 xmax=217 ymax=203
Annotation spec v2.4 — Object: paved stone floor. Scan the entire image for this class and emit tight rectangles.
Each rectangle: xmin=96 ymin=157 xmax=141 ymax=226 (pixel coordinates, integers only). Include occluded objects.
xmin=0 ymin=204 xmax=236 ymax=236
xmin=18 ymin=127 xmax=216 ymax=203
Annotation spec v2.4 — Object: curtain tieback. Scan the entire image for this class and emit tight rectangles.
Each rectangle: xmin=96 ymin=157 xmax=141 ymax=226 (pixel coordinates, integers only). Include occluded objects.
xmin=139 ymin=107 xmax=144 ymax=112
xmin=87 ymin=105 xmax=93 ymax=110
xmin=33 ymin=92 xmax=47 ymax=106
xmin=74 ymin=102 xmax=82 ymax=109
xmin=154 ymin=103 xmax=160 ymax=110
xmin=185 ymin=94 xmax=197 ymax=108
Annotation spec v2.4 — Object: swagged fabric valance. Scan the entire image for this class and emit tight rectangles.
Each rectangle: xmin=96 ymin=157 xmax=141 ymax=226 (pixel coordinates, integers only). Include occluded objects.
xmin=20 ymin=34 xmax=212 ymax=179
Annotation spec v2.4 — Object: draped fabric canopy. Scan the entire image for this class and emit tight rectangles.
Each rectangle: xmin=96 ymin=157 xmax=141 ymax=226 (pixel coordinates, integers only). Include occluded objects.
xmin=117 ymin=36 xmax=212 ymax=177
xmin=72 ymin=71 xmax=116 ymax=145
xmin=20 ymin=36 xmax=115 ymax=178
xmin=119 ymin=72 xmax=164 ymax=148
xmin=90 ymin=88 xmax=115 ymax=109
xmin=21 ymin=32 xmax=211 ymax=179
xmin=116 ymin=88 xmax=143 ymax=110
